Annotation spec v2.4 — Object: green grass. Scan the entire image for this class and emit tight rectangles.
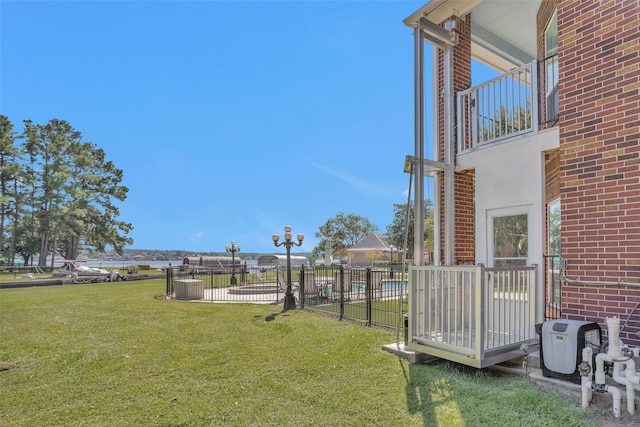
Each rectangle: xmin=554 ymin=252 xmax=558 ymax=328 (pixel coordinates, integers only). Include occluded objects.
xmin=0 ymin=280 xmax=597 ymax=426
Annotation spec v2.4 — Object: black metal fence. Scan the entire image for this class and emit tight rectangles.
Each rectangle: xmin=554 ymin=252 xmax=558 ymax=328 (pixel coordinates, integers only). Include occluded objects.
xmin=300 ymin=266 xmax=407 ymax=330
xmin=543 ymin=254 xmax=562 ymax=320
xmin=165 ymin=265 xmax=408 ymax=331
xmin=166 ymin=264 xmax=285 ymax=304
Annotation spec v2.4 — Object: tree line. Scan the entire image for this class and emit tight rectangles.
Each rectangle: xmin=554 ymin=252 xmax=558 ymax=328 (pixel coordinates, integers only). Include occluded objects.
xmin=311 ymin=200 xmax=435 ymax=263
xmin=0 ymin=113 xmax=435 ymax=266
xmin=0 ymin=116 xmax=132 ymax=266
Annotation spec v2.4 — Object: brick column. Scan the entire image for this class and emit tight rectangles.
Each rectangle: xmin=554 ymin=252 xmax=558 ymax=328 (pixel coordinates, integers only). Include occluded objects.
xmin=437 ymin=14 xmax=474 ymax=264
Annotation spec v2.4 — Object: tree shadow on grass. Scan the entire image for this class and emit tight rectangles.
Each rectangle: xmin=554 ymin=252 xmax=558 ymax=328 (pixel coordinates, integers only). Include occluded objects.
xmin=403 ymin=359 xmax=468 ymax=427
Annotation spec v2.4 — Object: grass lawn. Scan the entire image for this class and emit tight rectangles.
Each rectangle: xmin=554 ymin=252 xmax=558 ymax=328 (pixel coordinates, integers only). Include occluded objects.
xmin=0 ymin=279 xmax=598 ymax=426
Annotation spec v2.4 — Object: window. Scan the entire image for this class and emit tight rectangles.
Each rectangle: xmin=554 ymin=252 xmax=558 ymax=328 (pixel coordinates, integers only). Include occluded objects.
xmin=548 ymin=199 xmax=560 ymax=256
xmin=489 ymin=208 xmax=529 ymax=267
xmin=547 ymin=199 xmax=561 ymax=304
xmin=545 ymin=13 xmax=559 ymax=122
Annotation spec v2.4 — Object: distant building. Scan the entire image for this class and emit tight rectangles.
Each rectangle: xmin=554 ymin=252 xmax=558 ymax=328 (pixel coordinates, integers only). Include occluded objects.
xmin=346 ymin=233 xmax=392 ymax=267
xmin=257 ymin=254 xmax=308 ymax=269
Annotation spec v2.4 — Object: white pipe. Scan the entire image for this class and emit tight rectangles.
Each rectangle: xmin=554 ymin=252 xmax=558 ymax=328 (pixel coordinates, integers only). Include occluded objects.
xmin=624 ymin=358 xmax=639 ymax=384
xmin=581 ymin=347 xmax=593 ymax=408
xmin=581 ymin=376 xmax=592 ymax=409
xmin=584 ymin=346 xmax=623 ymax=418
xmin=607 ymin=317 xmax=622 ymax=358
xmin=592 ymin=350 xmax=623 ymax=418
xmin=609 ymin=385 xmax=622 ymax=419
xmin=623 ymin=357 xmax=640 ymax=408
xmin=595 ymin=352 xmax=608 ymax=385
xmin=591 ymin=318 xmax=630 ymax=417
xmin=612 ymin=361 xmax=636 ymax=415
xmin=601 ymin=317 xmax=640 ymax=415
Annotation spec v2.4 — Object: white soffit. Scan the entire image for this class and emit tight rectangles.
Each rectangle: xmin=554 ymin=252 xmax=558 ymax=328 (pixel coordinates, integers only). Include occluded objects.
xmin=405 ymin=0 xmax=540 ymax=71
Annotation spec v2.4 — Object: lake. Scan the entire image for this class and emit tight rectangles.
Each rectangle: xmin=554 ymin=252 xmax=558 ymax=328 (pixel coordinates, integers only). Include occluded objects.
xmin=85 ymin=259 xmax=260 ymax=269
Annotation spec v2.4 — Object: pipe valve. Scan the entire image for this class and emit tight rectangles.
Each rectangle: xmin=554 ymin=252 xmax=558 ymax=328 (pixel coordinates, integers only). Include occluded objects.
xmin=593 ymin=383 xmax=608 ymax=394
xmin=578 ymin=361 xmax=591 ymax=377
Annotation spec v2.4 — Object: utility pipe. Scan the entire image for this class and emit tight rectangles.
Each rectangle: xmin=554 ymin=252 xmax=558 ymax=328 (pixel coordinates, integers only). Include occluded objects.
xmin=595 ymin=351 xmax=609 ymax=386
xmin=608 ymin=384 xmax=622 ymax=419
xmin=581 ymin=347 xmax=593 ymax=409
xmin=589 ymin=345 xmax=623 ymax=418
xmin=580 ymin=346 xmax=624 ymax=418
xmin=608 ymin=317 xmax=623 ymax=358
xmin=593 ymin=317 xmax=640 ymax=416
xmin=612 ymin=361 xmax=636 ymax=415
xmin=561 ymin=269 xmax=640 ymax=288
xmin=626 ymin=356 xmax=640 ymax=393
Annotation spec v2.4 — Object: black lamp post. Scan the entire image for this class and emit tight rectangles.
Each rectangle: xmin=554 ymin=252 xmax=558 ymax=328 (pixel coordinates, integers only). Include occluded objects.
xmin=389 ymin=244 xmax=395 ymax=278
xmin=272 ymin=225 xmax=304 ymax=311
xmin=225 ymin=241 xmax=240 ymax=285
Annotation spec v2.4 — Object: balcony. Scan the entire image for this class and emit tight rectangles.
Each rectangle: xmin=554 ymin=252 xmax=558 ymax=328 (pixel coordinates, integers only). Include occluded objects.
xmin=457 ymin=55 xmax=559 ymax=153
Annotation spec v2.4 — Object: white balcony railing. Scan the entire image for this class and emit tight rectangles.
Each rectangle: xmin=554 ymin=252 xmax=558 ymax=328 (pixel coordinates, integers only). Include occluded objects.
xmin=408 ymin=264 xmax=537 ymax=368
xmin=457 ymin=61 xmax=538 ymax=152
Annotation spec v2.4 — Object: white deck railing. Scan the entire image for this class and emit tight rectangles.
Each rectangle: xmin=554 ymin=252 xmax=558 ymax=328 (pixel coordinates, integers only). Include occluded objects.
xmin=408 ymin=264 xmax=537 ymax=368
xmin=457 ymin=61 xmax=538 ymax=152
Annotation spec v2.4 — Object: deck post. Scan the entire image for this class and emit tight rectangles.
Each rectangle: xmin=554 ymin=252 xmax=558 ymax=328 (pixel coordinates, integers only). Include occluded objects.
xmin=413 ymin=19 xmax=425 ymax=266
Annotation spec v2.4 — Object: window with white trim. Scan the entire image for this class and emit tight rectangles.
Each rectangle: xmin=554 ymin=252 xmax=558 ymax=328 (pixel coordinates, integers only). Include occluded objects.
xmin=489 ymin=207 xmax=530 ymax=267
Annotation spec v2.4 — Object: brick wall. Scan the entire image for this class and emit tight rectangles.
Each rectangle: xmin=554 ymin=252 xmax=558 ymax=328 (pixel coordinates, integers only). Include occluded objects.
xmin=558 ymin=0 xmax=640 ymax=343
xmin=437 ymin=14 xmax=475 ymax=264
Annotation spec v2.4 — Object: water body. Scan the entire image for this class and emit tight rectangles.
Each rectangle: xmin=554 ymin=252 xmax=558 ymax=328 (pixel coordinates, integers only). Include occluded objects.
xmin=85 ymin=259 xmax=260 ymax=269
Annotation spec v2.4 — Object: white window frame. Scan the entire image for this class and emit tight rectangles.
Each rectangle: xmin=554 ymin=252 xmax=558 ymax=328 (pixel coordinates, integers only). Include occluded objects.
xmin=545 ymin=12 xmax=559 ymax=122
xmin=487 ymin=205 xmax=532 ymax=267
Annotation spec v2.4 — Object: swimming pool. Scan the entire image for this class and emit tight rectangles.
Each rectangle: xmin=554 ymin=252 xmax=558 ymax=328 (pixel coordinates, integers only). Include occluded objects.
xmin=325 ymin=279 xmax=408 ymax=294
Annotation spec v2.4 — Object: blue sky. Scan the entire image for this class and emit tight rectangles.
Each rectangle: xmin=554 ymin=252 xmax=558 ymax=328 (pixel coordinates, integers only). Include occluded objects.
xmin=1 ymin=1 xmax=493 ymax=254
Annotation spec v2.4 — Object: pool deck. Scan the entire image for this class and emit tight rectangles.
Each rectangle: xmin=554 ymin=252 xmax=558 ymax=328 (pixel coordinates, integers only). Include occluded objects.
xmin=201 ymin=283 xmax=289 ymax=304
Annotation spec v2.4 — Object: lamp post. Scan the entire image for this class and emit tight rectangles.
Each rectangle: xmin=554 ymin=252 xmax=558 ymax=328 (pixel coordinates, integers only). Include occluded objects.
xmin=272 ymin=225 xmax=304 ymax=311
xmin=225 ymin=241 xmax=240 ymax=285
xmin=389 ymin=245 xmax=395 ymax=278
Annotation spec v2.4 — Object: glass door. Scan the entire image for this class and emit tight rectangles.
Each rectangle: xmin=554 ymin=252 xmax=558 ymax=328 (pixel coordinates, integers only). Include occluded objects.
xmin=488 ymin=207 xmax=530 ymax=267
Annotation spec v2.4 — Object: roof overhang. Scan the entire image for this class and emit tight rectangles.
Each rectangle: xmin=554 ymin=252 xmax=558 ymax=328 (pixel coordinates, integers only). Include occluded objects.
xmin=404 ymin=0 xmax=540 ymax=73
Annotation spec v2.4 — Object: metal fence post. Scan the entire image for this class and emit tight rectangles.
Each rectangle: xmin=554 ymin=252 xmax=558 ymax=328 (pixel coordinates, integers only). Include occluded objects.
xmin=165 ymin=264 xmax=173 ymax=297
xmin=366 ymin=267 xmax=372 ymax=326
xmin=299 ymin=264 xmax=305 ymax=309
xmin=339 ymin=265 xmax=344 ymax=320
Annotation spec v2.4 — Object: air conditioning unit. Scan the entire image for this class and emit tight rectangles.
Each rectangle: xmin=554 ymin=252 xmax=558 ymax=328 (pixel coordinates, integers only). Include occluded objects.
xmin=538 ymin=319 xmax=601 ymax=384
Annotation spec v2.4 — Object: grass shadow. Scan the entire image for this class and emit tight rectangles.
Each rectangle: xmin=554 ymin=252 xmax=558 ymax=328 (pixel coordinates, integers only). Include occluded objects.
xmin=253 ymin=310 xmax=291 ymax=323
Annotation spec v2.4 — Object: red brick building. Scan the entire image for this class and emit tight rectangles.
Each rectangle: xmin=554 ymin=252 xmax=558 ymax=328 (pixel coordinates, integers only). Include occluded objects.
xmin=404 ymin=0 xmax=640 ymax=351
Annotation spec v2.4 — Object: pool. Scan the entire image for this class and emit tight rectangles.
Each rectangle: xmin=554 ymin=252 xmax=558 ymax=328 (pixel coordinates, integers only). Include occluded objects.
xmin=227 ymin=284 xmax=280 ymax=294
xmin=380 ymin=279 xmax=408 ymax=291
xmin=325 ymin=279 xmax=408 ymax=294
